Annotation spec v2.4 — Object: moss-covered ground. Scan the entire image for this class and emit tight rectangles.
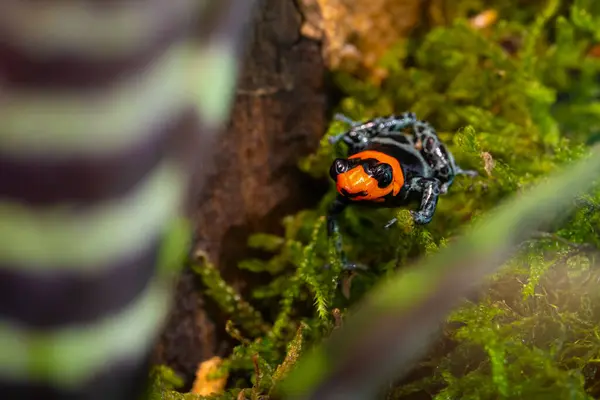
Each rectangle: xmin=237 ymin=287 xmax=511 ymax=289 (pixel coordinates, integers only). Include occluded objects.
xmin=151 ymin=1 xmax=600 ymax=398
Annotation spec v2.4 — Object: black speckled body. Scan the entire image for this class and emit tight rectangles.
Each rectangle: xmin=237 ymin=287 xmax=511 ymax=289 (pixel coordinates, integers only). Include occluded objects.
xmin=326 ymin=112 xmax=478 ymax=270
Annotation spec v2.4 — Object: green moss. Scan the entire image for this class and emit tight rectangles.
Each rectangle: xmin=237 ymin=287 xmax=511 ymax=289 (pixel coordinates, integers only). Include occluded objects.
xmin=155 ymin=0 xmax=600 ymax=398
xmin=192 ymin=252 xmax=270 ymax=338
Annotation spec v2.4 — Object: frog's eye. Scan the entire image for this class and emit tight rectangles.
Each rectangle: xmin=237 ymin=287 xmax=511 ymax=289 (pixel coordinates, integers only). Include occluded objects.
xmin=374 ymin=163 xmax=393 ymax=188
xmin=330 ymin=158 xmax=349 ymax=180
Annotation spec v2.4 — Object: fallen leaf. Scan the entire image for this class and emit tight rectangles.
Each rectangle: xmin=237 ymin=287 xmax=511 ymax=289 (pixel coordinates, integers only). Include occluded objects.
xmin=481 ymin=151 xmax=495 ymax=177
xmin=191 ymin=356 xmax=228 ymax=396
xmin=470 ymin=10 xmax=498 ymax=30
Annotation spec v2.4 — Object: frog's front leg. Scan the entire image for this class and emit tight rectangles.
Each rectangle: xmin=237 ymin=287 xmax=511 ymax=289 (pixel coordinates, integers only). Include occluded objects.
xmin=383 ymin=177 xmax=441 ymax=229
xmin=407 ymin=176 xmax=442 ymax=225
xmin=327 ymin=196 xmax=347 ymax=254
xmin=326 ymin=196 xmax=367 ymax=271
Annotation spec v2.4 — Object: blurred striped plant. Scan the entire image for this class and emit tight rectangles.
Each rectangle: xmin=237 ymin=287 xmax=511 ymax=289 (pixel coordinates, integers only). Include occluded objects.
xmin=0 ymin=1 xmax=256 ymax=399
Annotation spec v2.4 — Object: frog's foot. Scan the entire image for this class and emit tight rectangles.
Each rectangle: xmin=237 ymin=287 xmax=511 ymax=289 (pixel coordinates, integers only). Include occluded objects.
xmin=334 ymin=113 xmax=359 ymax=126
xmin=342 ymin=261 xmax=368 ymax=271
xmin=410 ymin=210 xmax=435 ymax=225
xmin=328 ymin=133 xmax=346 ymax=145
xmin=324 ymin=261 xmax=368 ymax=272
xmin=456 ymin=168 xmax=479 ymax=177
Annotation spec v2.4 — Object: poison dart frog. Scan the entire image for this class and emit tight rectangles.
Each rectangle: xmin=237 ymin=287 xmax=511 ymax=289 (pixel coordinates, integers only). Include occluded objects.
xmin=327 ymin=112 xmax=478 ymax=270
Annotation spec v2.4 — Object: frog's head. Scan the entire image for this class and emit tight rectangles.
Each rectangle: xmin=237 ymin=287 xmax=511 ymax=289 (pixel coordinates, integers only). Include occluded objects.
xmin=329 ymin=150 xmax=403 ymax=202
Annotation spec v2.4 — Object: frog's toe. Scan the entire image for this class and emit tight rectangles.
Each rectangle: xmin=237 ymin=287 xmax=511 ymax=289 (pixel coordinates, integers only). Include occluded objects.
xmin=324 ymin=261 xmax=368 ymax=272
xmin=458 ymin=168 xmax=479 ymax=177
xmin=410 ymin=210 xmax=433 ymax=225
xmin=384 ymin=217 xmax=398 ymax=229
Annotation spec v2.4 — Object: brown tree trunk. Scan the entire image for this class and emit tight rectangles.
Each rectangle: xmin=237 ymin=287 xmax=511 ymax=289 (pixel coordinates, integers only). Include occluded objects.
xmin=155 ymin=0 xmax=329 ymax=385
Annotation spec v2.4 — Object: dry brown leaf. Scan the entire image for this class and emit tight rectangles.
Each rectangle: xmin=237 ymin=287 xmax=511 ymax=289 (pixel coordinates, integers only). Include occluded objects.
xmin=298 ymin=0 xmax=324 ymax=40
xmin=191 ymin=356 xmax=228 ymax=396
xmin=469 ymin=10 xmax=498 ymax=29
xmin=332 ymin=308 xmax=343 ymax=329
xmin=481 ymin=152 xmax=495 ymax=177
xmin=588 ymin=44 xmax=600 ymax=58
xmin=340 ymin=271 xmax=358 ymax=300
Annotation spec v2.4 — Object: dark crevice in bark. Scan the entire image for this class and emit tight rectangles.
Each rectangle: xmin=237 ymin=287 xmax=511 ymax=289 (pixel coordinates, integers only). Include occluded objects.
xmin=154 ymin=0 xmax=329 ymax=388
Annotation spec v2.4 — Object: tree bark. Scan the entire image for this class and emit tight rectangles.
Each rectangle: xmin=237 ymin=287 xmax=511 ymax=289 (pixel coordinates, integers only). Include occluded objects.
xmin=155 ymin=0 xmax=329 ymax=385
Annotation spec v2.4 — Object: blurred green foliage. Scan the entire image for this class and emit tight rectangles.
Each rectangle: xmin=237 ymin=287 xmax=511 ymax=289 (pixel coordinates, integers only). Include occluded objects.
xmin=154 ymin=0 xmax=600 ymax=398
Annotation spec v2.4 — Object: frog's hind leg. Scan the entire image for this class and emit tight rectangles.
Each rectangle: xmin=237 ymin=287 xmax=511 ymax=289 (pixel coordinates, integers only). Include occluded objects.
xmin=333 ymin=113 xmax=360 ymax=126
xmin=411 ymin=120 xmax=477 ymax=193
xmin=327 ymin=120 xmax=361 ymax=154
xmin=327 ymin=113 xmax=361 ymax=146
xmin=329 ymin=112 xmax=418 ymax=151
xmin=412 ymin=120 xmax=452 ymax=178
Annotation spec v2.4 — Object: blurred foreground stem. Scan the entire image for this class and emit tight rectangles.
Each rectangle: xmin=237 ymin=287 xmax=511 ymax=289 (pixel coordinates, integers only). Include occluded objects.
xmin=281 ymin=144 xmax=600 ymax=399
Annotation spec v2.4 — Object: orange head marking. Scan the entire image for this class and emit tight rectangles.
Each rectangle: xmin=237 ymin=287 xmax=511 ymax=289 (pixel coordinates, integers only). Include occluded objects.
xmin=329 ymin=150 xmax=404 ymax=201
